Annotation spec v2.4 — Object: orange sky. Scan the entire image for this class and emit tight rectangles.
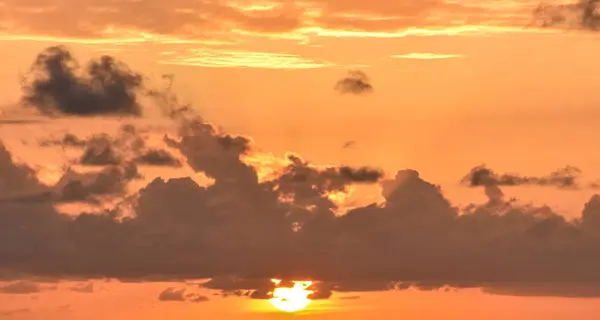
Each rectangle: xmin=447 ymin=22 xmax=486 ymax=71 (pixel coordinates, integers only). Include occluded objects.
xmin=2 ymin=0 xmax=600 ymax=319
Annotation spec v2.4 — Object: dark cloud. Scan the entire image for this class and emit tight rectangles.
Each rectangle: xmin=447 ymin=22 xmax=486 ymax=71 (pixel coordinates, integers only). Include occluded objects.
xmin=40 ymin=125 xmax=182 ymax=168
xmin=0 ymin=141 xmax=141 ymax=205
xmin=461 ymin=165 xmax=582 ymax=189
xmin=3 ymin=121 xmax=600 ymax=298
xmin=158 ymin=287 xmax=209 ymax=302
xmin=134 ymin=149 xmax=182 ymax=167
xmin=533 ymin=0 xmax=600 ymax=30
xmin=21 ymin=46 xmax=144 ymax=117
xmin=40 ymin=133 xmax=87 ymax=148
xmin=158 ymin=287 xmax=187 ymax=301
xmin=0 ymin=281 xmax=42 ymax=294
xmin=335 ymin=70 xmax=374 ymax=95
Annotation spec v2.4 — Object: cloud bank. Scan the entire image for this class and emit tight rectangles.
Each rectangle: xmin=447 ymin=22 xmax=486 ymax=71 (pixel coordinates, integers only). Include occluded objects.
xmin=2 ymin=46 xmax=600 ymax=300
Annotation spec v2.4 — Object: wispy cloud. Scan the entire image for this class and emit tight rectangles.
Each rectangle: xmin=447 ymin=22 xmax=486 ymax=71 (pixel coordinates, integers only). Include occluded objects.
xmin=158 ymin=48 xmax=333 ymax=69
xmin=390 ymin=52 xmax=465 ymax=60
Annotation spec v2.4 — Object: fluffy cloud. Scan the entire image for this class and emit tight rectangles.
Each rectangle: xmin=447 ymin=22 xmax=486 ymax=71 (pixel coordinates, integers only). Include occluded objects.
xmin=21 ymin=46 xmax=144 ymax=116
xmin=334 ymin=70 xmax=374 ymax=95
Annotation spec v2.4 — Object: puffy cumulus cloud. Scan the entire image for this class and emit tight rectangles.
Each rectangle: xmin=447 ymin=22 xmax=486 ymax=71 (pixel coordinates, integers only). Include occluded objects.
xmin=532 ymin=0 xmax=600 ymax=30
xmin=334 ymin=70 xmax=373 ymax=95
xmin=461 ymin=165 xmax=583 ymax=189
xmin=0 ymin=0 xmax=536 ymax=39
xmin=158 ymin=287 xmax=209 ymax=302
xmin=4 ymin=120 xmax=600 ymax=298
xmin=21 ymin=46 xmax=144 ymax=116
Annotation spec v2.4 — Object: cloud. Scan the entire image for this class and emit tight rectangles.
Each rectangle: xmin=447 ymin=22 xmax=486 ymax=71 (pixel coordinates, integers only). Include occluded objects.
xmin=158 ymin=287 xmax=187 ymax=301
xmin=0 ymin=281 xmax=42 ymax=294
xmin=158 ymin=287 xmax=209 ymax=302
xmin=69 ymin=282 xmax=94 ymax=293
xmin=342 ymin=140 xmax=356 ymax=149
xmin=390 ymin=53 xmax=465 ymax=60
xmin=20 ymin=46 xmax=144 ymax=116
xmin=159 ymin=49 xmax=333 ymax=69
xmin=461 ymin=165 xmax=582 ymax=189
xmin=0 ymin=308 xmax=30 ymax=317
xmin=335 ymin=70 xmax=374 ymax=95
xmin=532 ymin=0 xmax=600 ymax=31
xmin=3 ymin=54 xmax=600 ymax=300
xmin=40 ymin=125 xmax=182 ymax=168
xmin=0 ymin=0 xmax=526 ymax=41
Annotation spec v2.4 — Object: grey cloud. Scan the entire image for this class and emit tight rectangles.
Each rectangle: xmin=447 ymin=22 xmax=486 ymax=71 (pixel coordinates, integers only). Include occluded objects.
xmin=334 ymin=70 xmax=374 ymax=95
xmin=461 ymin=165 xmax=582 ymax=189
xmin=158 ymin=287 xmax=186 ymax=301
xmin=40 ymin=125 xmax=182 ymax=168
xmin=21 ymin=46 xmax=144 ymax=117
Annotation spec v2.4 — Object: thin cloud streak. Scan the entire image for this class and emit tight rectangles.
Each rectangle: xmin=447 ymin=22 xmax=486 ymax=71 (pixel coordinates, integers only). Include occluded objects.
xmin=159 ymin=49 xmax=334 ymax=69
xmin=390 ymin=53 xmax=465 ymax=60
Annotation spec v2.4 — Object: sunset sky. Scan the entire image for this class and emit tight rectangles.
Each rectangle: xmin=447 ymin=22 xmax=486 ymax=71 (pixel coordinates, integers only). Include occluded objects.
xmin=2 ymin=0 xmax=600 ymax=319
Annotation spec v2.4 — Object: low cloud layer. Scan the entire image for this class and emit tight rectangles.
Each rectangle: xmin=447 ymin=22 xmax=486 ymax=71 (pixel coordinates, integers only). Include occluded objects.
xmin=461 ymin=165 xmax=582 ymax=189
xmin=334 ymin=70 xmax=374 ymax=95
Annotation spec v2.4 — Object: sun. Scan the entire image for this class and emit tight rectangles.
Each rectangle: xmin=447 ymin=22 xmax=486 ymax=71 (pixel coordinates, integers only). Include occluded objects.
xmin=269 ymin=279 xmax=314 ymax=313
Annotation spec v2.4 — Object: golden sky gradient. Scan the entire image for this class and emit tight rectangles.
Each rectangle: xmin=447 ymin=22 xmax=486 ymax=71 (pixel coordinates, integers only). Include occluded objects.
xmin=2 ymin=0 xmax=600 ymax=319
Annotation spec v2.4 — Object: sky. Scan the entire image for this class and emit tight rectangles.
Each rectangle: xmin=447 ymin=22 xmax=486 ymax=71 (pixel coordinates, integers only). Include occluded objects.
xmin=2 ymin=0 xmax=600 ymax=319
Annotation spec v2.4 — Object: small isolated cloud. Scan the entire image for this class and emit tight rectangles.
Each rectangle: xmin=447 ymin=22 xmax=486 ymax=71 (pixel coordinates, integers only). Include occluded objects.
xmin=334 ymin=70 xmax=373 ymax=95
xmin=0 ymin=281 xmax=42 ymax=294
xmin=461 ymin=165 xmax=582 ymax=189
xmin=342 ymin=140 xmax=356 ymax=149
xmin=158 ymin=287 xmax=208 ymax=303
xmin=390 ymin=53 xmax=465 ymax=59
xmin=20 ymin=46 xmax=144 ymax=116
xmin=159 ymin=49 xmax=332 ymax=69
xmin=158 ymin=288 xmax=186 ymax=301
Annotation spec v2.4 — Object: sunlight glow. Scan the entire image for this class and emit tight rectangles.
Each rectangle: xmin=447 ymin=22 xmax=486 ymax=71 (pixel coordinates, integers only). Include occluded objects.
xmin=269 ymin=279 xmax=314 ymax=313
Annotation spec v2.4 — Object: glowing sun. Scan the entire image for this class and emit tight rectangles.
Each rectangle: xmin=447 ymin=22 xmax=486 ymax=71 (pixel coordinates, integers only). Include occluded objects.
xmin=269 ymin=279 xmax=314 ymax=313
